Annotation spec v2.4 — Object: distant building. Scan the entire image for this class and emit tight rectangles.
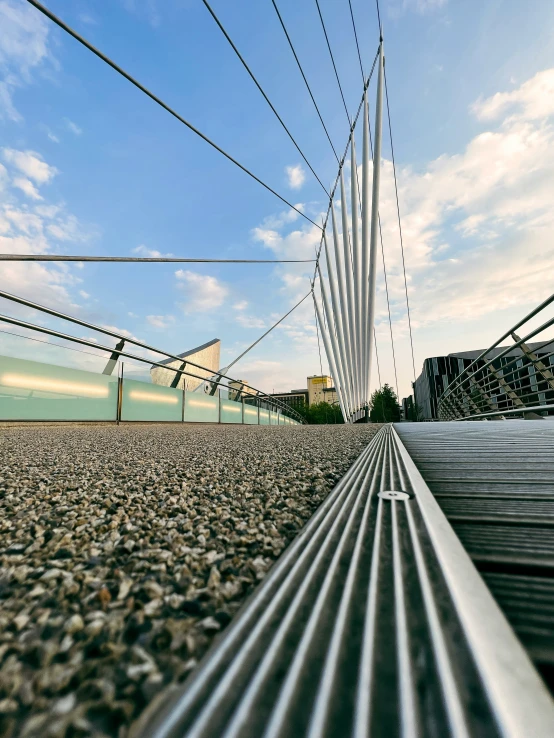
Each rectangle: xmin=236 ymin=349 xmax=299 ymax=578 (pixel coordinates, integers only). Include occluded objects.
xmin=270 ymin=375 xmax=339 ymax=409
xmin=402 ymin=395 xmax=416 ymax=421
xmin=228 ymin=379 xmax=257 ymax=401
xmin=150 ymin=338 xmax=221 ymax=391
xmin=403 ymin=341 xmax=554 ymax=420
xmin=270 ymin=388 xmax=308 ymax=409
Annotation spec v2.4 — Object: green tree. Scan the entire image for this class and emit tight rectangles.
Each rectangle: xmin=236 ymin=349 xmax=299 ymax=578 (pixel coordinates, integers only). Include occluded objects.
xmin=370 ymin=384 xmax=401 ymax=422
xmin=296 ymin=401 xmax=344 ymax=424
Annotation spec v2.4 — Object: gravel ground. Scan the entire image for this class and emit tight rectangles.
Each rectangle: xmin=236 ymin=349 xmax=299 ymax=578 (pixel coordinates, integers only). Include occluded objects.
xmin=0 ymin=423 xmax=379 ymax=738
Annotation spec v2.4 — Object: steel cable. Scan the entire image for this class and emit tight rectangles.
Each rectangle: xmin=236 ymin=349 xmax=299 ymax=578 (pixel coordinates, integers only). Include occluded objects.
xmin=271 ymin=0 xmax=340 ymax=165
xmin=25 ymin=0 xmax=321 ymax=230
xmin=202 ymin=0 xmax=330 ymax=197
xmin=0 ymin=255 xmax=315 ymax=264
xmin=384 ymin=68 xmax=417 ymax=383
xmin=314 ymin=0 xmax=352 ymax=127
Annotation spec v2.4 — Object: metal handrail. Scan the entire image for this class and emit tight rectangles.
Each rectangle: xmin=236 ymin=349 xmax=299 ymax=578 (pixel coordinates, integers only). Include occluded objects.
xmin=453 ymin=404 xmax=554 ymax=421
xmin=441 ymin=291 xmax=554 ymax=402
xmin=437 ymin=291 xmax=554 ymax=421
xmin=0 ymin=294 xmax=306 ymax=424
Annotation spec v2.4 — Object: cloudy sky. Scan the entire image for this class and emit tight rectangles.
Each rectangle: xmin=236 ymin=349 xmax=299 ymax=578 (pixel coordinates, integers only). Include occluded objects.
xmin=1 ymin=0 xmax=554 ymax=398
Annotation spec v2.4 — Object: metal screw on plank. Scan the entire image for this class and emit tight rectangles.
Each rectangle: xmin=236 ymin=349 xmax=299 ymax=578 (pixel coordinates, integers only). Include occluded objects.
xmin=378 ymin=490 xmax=411 ymax=500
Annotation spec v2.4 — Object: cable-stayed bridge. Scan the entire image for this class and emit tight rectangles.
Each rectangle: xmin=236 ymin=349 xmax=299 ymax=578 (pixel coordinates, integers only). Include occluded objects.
xmin=1 ymin=2 xmax=554 ymax=737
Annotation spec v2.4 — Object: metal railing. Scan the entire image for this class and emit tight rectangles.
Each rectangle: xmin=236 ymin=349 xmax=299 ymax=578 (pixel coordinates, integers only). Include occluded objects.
xmin=437 ymin=292 xmax=554 ymax=421
xmin=0 ymin=289 xmax=306 ymax=424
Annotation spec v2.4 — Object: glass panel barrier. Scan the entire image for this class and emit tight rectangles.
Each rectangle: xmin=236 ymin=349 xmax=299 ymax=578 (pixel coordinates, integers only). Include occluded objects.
xmin=185 ymin=393 xmax=219 ymax=423
xmin=269 ymin=410 xmax=278 ymax=425
xmin=259 ymin=408 xmax=270 ymax=425
xmin=220 ymin=399 xmax=243 ymax=424
xmin=121 ymin=379 xmax=182 ymax=422
xmin=0 ymin=354 xmax=118 ymax=421
xmin=243 ymin=402 xmax=259 ymax=425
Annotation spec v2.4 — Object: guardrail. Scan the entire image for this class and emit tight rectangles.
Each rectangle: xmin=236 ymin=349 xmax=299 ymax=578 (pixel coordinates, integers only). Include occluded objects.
xmin=437 ymin=292 xmax=554 ymax=421
xmin=0 ymin=354 xmax=298 ymax=425
xmin=0 ymin=289 xmax=305 ymax=424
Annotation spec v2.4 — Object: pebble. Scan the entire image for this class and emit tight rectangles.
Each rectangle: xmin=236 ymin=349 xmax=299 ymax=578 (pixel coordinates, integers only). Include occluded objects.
xmin=64 ymin=614 xmax=84 ymax=634
xmin=0 ymin=423 xmax=379 ymax=736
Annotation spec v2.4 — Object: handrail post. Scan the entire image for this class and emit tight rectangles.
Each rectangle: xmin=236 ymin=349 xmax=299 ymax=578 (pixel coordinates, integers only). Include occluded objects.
xmin=116 ymin=362 xmax=124 ymax=425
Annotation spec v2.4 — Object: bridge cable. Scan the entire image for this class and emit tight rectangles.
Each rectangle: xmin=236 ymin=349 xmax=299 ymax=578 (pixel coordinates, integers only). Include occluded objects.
xmin=202 ymin=0 xmax=329 ymax=197
xmin=373 ymin=327 xmax=386 ymax=422
xmin=348 ymin=0 xmax=365 ymax=80
xmin=379 ymin=219 xmax=399 ymax=399
xmin=24 ymin=0 xmax=320 ymax=230
xmin=346 ymin=10 xmax=401 ymax=402
xmin=314 ymin=0 xmax=352 ymax=127
xmin=220 ymin=290 xmax=312 ymax=375
xmin=384 ymin=68 xmax=417 ymax=383
xmin=311 ymin=47 xmax=379 ymax=283
xmin=0 ymin=326 xmax=124 ymax=363
xmin=313 ymin=289 xmax=325 ymax=378
xmin=0 ymin=255 xmax=315 ymax=264
xmin=271 ymin=0 xmax=340 ymax=166
xmin=314 ymin=0 xmax=365 ymax=257
xmin=375 ymin=0 xmax=383 ymax=39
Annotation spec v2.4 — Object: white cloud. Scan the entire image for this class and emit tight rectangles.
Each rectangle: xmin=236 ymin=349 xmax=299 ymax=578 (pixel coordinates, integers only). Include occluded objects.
xmin=121 ymin=0 xmax=161 ymax=28
xmin=100 ymin=325 xmax=142 ymax=342
xmin=64 ymin=118 xmax=83 ymax=136
xmin=3 ymin=148 xmax=57 ymax=184
xmin=244 ymin=67 xmax=554 ymax=398
xmin=133 ymin=244 xmax=173 ymax=258
xmin=0 ymin=149 xmax=94 ymax=315
xmin=233 ymin=359 xmax=284 ymax=392
xmin=78 ymin=12 xmax=98 ymax=26
xmin=0 ymin=0 xmax=53 ymax=121
xmin=47 ymin=131 xmax=60 ymax=144
xmin=236 ymin=314 xmax=266 ymax=330
xmin=146 ymin=314 xmax=174 ymax=329
xmin=79 ymin=290 xmax=90 ymax=299
xmin=175 ymin=270 xmax=228 ymax=313
xmin=285 ymin=164 xmax=306 ymax=190
xmin=389 ymin=0 xmax=447 ymax=15
xmin=233 ymin=300 xmax=248 ymax=311
xmin=12 ymin=176 xmax=42 ymax=200
xmin=471 ymin=69 xmax=554 ymax=123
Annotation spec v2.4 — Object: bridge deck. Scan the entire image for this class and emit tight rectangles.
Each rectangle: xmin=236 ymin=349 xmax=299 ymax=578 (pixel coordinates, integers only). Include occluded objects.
xmin=138 ymin=423 xmax=554 ymax=738
xmin=395 ymin=420 xmax=554 ymax=697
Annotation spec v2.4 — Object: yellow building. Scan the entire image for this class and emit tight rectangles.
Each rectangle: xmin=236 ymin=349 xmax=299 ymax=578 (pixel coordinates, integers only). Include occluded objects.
xmin=308 ymin=375 xmax=338 ymax=405
xmin=271 ymin=375 xmax=338 ymax=408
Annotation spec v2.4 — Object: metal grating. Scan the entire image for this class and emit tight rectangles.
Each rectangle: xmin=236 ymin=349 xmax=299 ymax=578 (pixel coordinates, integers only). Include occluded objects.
xmin=136 ymin=425 xmax=554 ymax=738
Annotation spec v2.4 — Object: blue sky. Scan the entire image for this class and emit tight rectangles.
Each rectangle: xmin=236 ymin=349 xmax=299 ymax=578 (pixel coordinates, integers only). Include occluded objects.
xmin=2 ymin=0 xmax=554 ymax=398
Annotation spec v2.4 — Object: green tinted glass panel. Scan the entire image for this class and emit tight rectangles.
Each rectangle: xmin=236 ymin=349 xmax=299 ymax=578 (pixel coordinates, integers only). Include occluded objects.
xmin=269 ymin=411 xmax=278 ymax=425
xmin=0 ymin=354 xmax=118 ymax=421
xmin=185 ymin=393 xmax=219 ymax=423
xmin=259 ymin=408 xmax=270 ymax=425
xmin=121 ymin=379 xmax=182 ymax=421
xmin=221 ymin=399 xmax=243 ymax=424
xmin=243 ymin=403 xmax=258 ymax=425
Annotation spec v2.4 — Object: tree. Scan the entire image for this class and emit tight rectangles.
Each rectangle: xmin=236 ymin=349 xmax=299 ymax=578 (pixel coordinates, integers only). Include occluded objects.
xmin=369 ymin=384 xmax=401 ymax=422
xmin=296 ymin=401 xmax=344 ymax=424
